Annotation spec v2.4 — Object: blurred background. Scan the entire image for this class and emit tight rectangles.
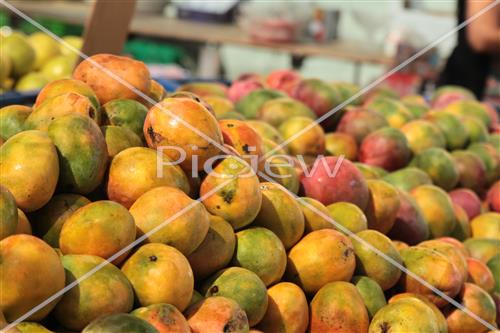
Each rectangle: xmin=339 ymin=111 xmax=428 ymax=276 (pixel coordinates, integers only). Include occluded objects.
xmin=0 ymin=0 xmax=498 ymax=101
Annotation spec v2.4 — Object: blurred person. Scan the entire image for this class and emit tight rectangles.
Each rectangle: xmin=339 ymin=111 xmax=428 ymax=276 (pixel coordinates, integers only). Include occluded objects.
xmin=437 ymin=0 xmax=500 ymax=99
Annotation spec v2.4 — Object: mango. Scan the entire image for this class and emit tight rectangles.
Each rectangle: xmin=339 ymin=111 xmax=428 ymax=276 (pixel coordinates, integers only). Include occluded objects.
xmin=100 ymin=125 xmax=142 ymax=158
xmin=298 ymin=197 xmax=335 ymax=233
xmin=82 ymin=313 xmax=158 ymax=333
xmin=465 ymin=238 xmax=500 ymax=263
xmin=359 ymin=127 xmax=411 ymax=171
xmin=325 ymin=132 xmax=358 ymax=161
xmin=132 ymin=303 xmax=190 ymax=333
xmin=122 ymin=243 xmax=194 ymax=311
xmin=0 ymin=235 xmax=65 ymax=322
xmin=14 ymin=209 xmax=31 ymax=235
xmin=261 ymin=155 xmax=299 ymax=194
xmin=279 ymin=116 xmax=325 ymax=156
xmin=286 ymin=229 xmax=355 ymax=294
xmin=382 ymin=167 xmax=433 ymax=192
xmin=130 ymin=186 xmax=209 ymax=256
xmin=202 ymin=267 xmax=268 ymax=326
xmin=426 ymin=111 xmax=468 ymax=149
xmin=309 ymin=281 xmax=369 ymax=333
xmin=256 ymin=282 xmax=309 ymax=333
xmin=352 ymin=276 xmax=387 ymax=319
xmin=34 ymin=78 xmax=99 ymax=110
xmin=257 ymin=97 xmax=315 ymax=127
xmin=236 ymin=88 xmax=286 ymax=119
xmin=337 ymin=107 xmax=389 ymax=144
xmin=101 ymin=99 xmax=148 ymax=139
xmin=326 ymin=201 xmax=368 ymax=234
xmin=471 ymin=212 xmax=500 ymax=240
xmin=60 ymin=200 xmax=136 ymax=265
xmin=54 ymin=255 xmax=134 ymax=331
xmin=246 ymin=120 xmax=284 ymax=144
xmin=400 ymin=119 xmax=446 ymax=154
xmin=467 ymin=257 xmax=495 ymax=293
xmin=176 ymin=82 xmax=228 ymax=98
xmin=0 ymin=130 xmax=59 ymax=212
xmin=0 ymin=186 xmax=17 ymax=240
xmin=253 ymin=182 xmax=304 ymax=249
xmin=365 ymin=179 xmax=400 ymax=234
xmin=487 ymin=254 xmax=500 ymax=293
xmin=0 ymin=105 xmax=32 ymax=141
xmin=232 ymin=227 xmax=286 ymax=286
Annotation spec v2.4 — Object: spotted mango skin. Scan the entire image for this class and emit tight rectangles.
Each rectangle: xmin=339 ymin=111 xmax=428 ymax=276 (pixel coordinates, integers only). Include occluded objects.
xmin=200 ymin=157 xmax=262 ymax=230
xmin=34 ymin=78 xmax=100 ymax=110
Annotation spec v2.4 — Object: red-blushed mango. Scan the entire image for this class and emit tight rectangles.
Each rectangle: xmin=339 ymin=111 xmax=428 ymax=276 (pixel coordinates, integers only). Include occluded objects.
xmin=267 ymin=70 xmax=301 ymax=95
xmin=436 ymin=237 xmax=470 ymax=257
xmin=324 ymin=132 xmax=358 ymax=161
xmin=48 ymin=114 xmax=107 ymax=194
xmin=0 ymin=130 xmax=59 ymax=212
xmin=471 ymin=212 xmax=500 ymax=240
xmin=352 ymin=276 xmax=387 ymax=319
xmin=286 ymin=229 xmax=355 ymax=294
xmin=261 ymin=155 xmax=299 ymax=194
xmin=410 ymin=147 xmax=459 ymax=191
xmin=202 ymin=267 xmax=268 ymax=326
xmin=444 ymin=99 xmax=491 ymax=128
xmin=400 ymin=119 xmax=446 ymax=154
xmin=464 ymin=115 xmax=489 ymax=144
xmin=232 ymin=227 xmax=286 ymax=286
xmin=131 ymin=303 xmax=190 ymax=333
xmin=487 ymin=181 xmax=500 ymax=213
xmin=0 ymin=235 xmax=65 ymax=322
xmin=34 ymin=78 xmax=99 ymax=110
xmin=82 ymin=313 xmax=158 ymax=333
xmin=388 ymin=189 xmax=429 ymax=245
xmin=54 ymin=255 xmax=134 ymax=331
xmin=425 ymin=111 xmax=468 ymax=149
xmin=14 ymin=209 xmax=31 ymax=235
xmin=25 ymin=92 xmax=99 ymax=131
xmin=400 ymin=246 xmax=462 ymax=307
xmin=186 ymin=296 xmax=249 ymax=333
xmin=253 ymin=182 xmax=304 ymax=249
xmin=298 ymin=197 xmax=335 ymax=233
xmin=465 ymin=238 xmax=500 ymax=263
xmin=411 ymin=185 xmax=457 ymax=238
xmin=337 ymin=107 xmax=388 ymax=144
xmin=228 ymin=75 xmax=264 ymax=103
xmin=309 ymin=281 xmax=369 ymax=333
xmin=73 ymin=54 xmax=151 ymax=105
xmin=290 ymin=78 xmax=340 ymax=119
xmin=144 ymin=97 xmax=223 ymax=172
xmin=187 ymin=215 xmax=235 ymax=280
xmin=122 ymin=243 xmax=194 ymax=311
xmin=449 ymin=188 xmax=482 ymax=220
xmin=101 ymin=99 xmax=148 ymax=139
xmin=452 ymin=150 xmax=487 ymax=193
xmin=256 ymin=282 xmax=309 ymax=333
xmin=236 ymin=88 xmax=286 ymax=119
xmin=467 ymin=257 xmax=495 ymax=293
xmin=257 ymin=97 xmax=315 ymax=127
xmin=107 ymin=147 xmax=189 ymax=209
xmin=418 ymin=239 xmax=468 ymax=286
xmin=130 ymin=186 xmax=209 ymax=256
xmin=387 ymin=294 xmax=447 ymax=333
xmin=31 ymin=193 xmax=90 ymax=247
xmin=200 ymin=156 xmax=262 ymax=230
xmin=445 ymin=283 xmax=497 ymax=333
xmin=176 ymin=82 xmax=228 ymax=98
xmin=364 ymin=179 xmax=400 ymax=234
xmin=0 ymin=105 xmax=32 ymax=141
xmin=246 ymin=120 xmax=284 ymax=144
xmin=365 ymin=97 xmax=414 ymax=128
xmin=350 ymin=230 xmax=403 ymax=290
xmin=451 ymin=203 xmax=472 ymax=241
xmin=469 ymin=142 xmax=500 ymax=186
xmin=0 ymin=186 xmax=17 ymax=240
xmin=354 ymin=162 xmax=388 ymax=180
xmin=301 ymin=156 xmax=370 ymax=210
xmin=59 ymin=200 xmax=136 ymax=265
xmin=431 ymin=85 xmax=475 ymax=108
xmin=326 ymin=201 xmax=368 ymax=234
xmin=279 ymin=116 xmax=325 ymax=156
xmin=359 ymin=127 xmax=411 ymax=171
xmin=100 ymin=125 xmax=142 ymax=159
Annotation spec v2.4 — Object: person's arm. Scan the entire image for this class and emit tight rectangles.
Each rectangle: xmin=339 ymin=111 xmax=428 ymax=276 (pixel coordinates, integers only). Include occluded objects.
xmin=466 ymin=0 xmax=500 ymax=54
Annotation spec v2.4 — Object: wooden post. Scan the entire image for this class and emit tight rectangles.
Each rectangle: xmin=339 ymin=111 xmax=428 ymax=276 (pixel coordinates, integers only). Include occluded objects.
xmin=81 ymin=0 xmax=137 ymax=57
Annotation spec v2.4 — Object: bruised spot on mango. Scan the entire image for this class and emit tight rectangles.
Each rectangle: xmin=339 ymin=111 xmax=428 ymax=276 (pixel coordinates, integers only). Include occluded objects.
xmin=146 ymin=126 xmax=163 ymax=144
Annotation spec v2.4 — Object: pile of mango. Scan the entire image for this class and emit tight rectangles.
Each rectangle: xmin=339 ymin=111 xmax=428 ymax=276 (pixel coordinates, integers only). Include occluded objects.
xmin=1 ymin=53 xmax=499 ymax=333
xmin=0 ymin=30 xmax=82 ymax=92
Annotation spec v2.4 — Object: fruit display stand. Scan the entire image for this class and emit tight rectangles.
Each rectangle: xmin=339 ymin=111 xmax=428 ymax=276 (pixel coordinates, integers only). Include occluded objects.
xmin=1 ymin=1 xmax=500 ymax=333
